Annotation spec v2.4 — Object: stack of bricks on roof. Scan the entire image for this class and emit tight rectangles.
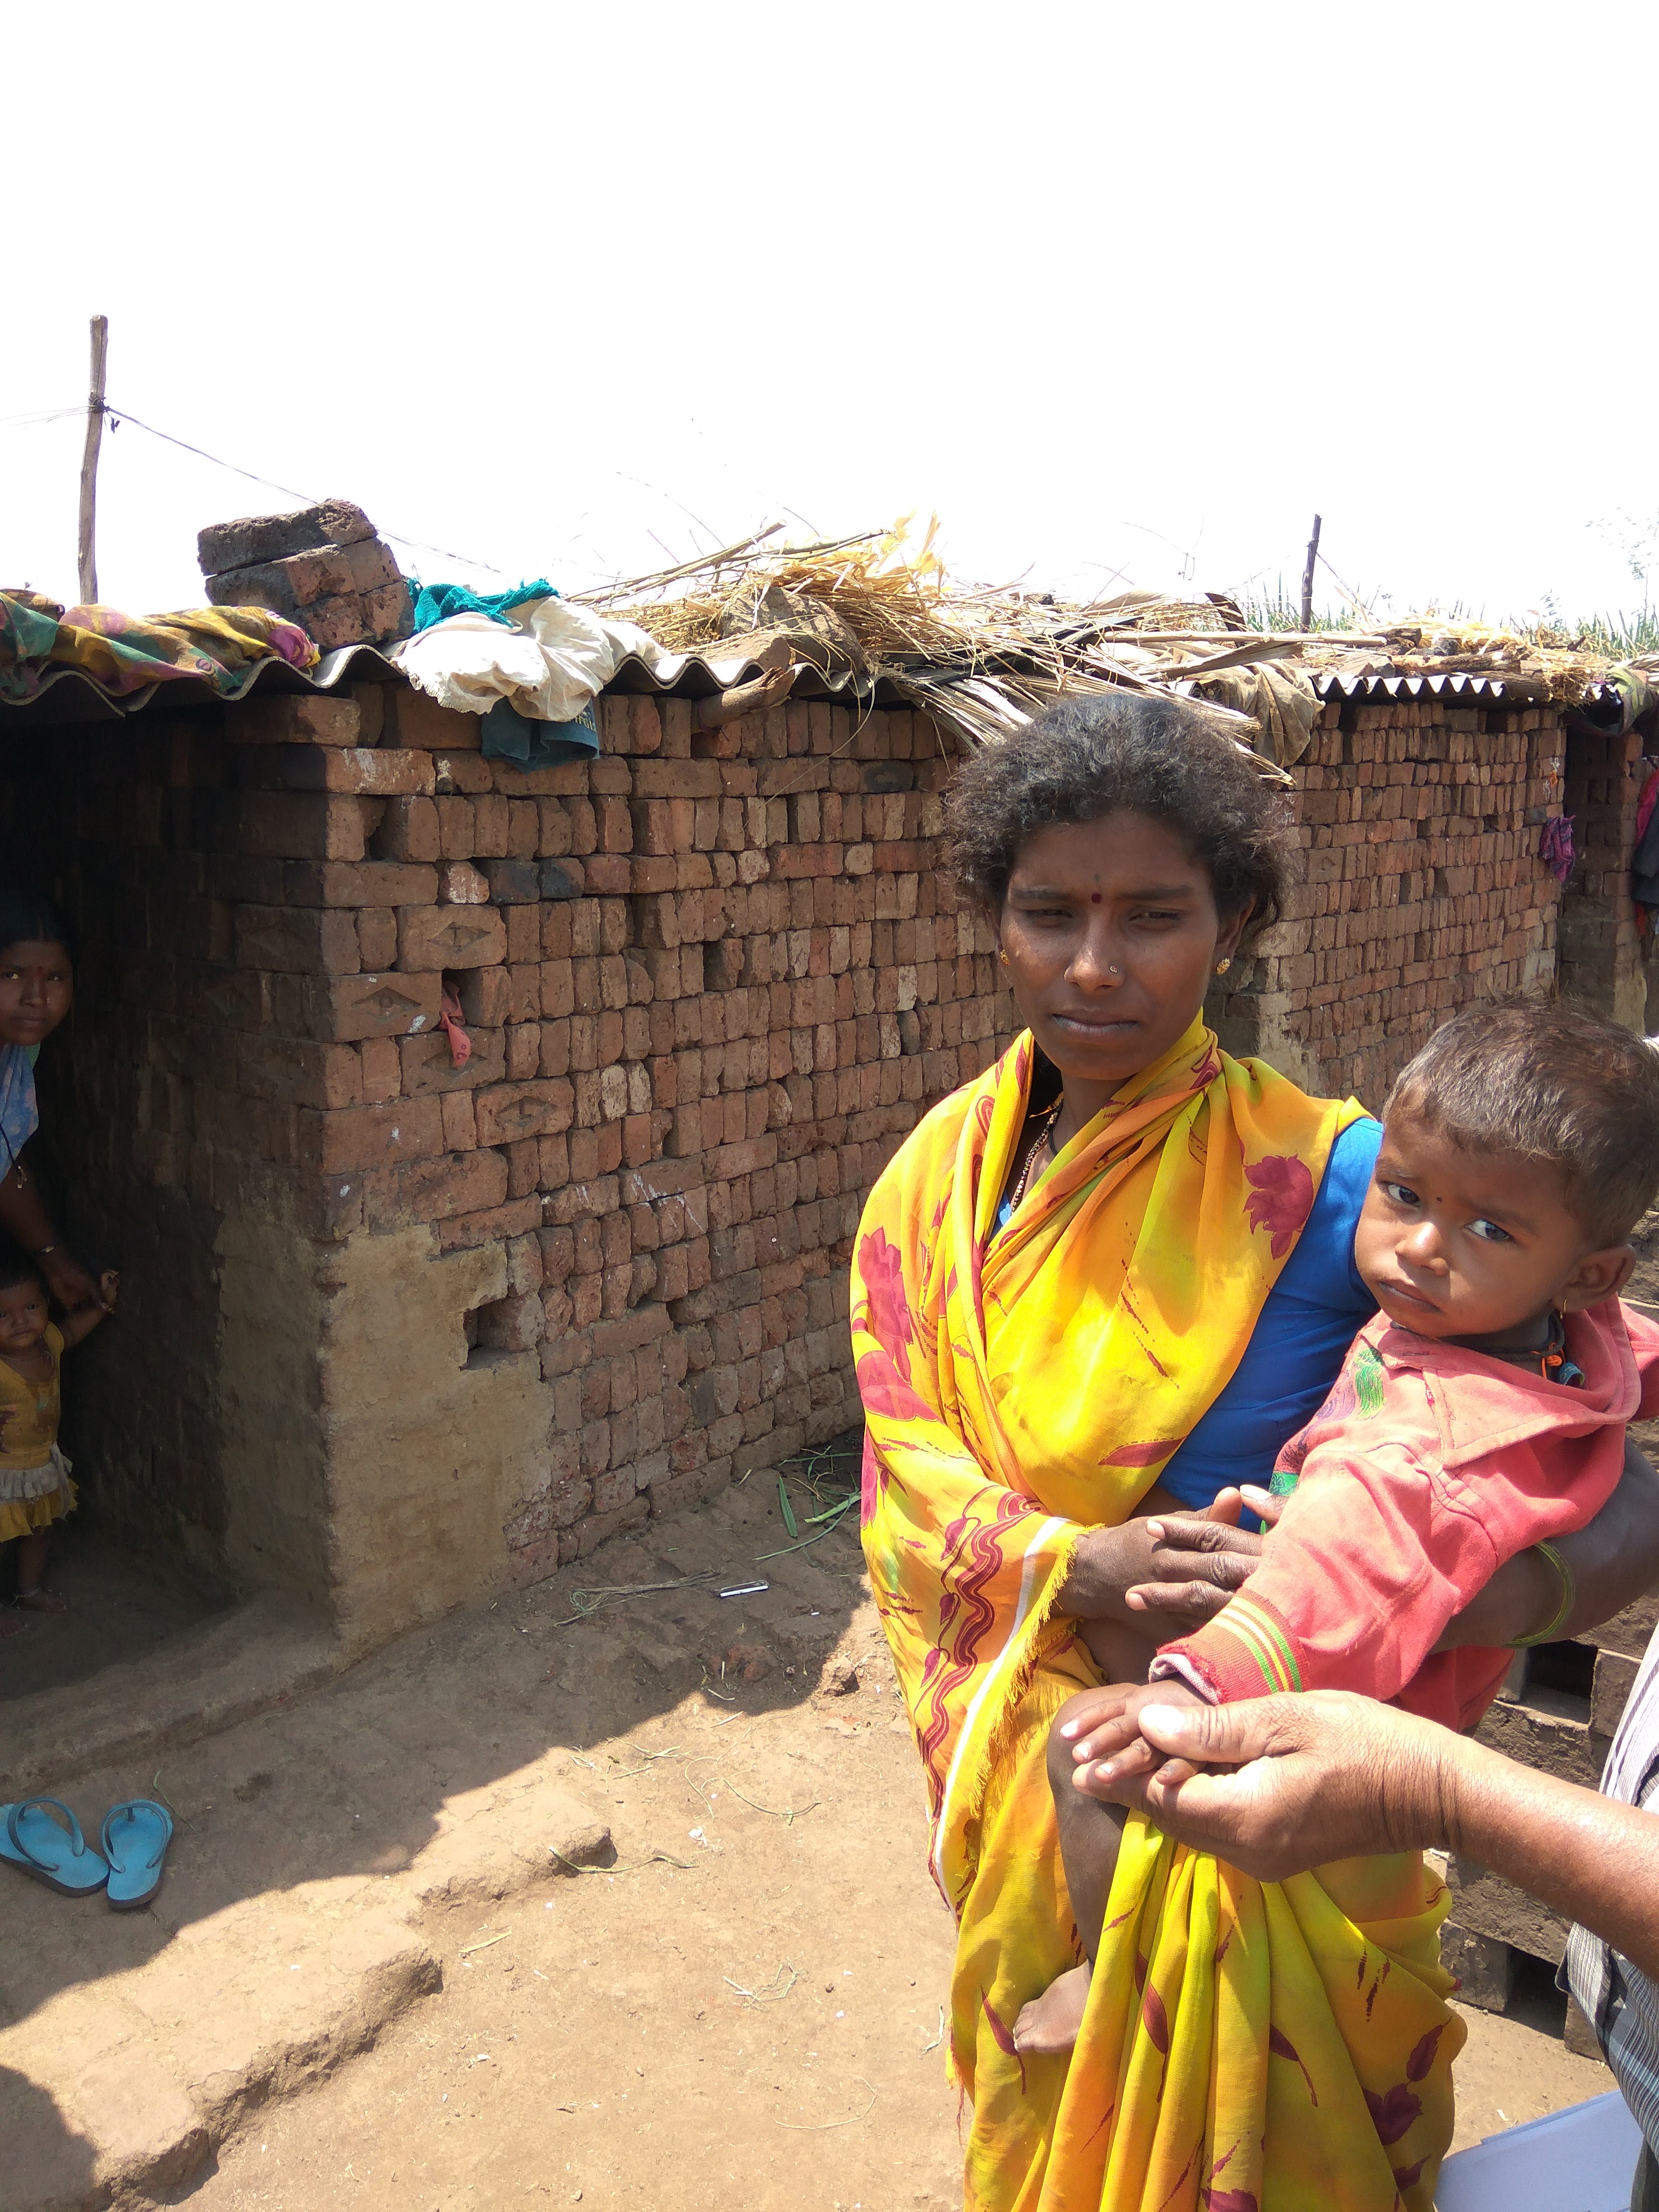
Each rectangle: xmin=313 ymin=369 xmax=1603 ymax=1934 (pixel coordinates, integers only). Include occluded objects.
xmin=198 ymin=499 xmax=413 ymax=651
xmin=0 ymin=656 xmax=1651 ymax=1661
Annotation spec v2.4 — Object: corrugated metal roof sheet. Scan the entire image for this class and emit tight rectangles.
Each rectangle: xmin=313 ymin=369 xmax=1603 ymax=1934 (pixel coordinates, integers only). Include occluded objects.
xmin=0 ymin=637 xmax=900 ymax=727
xmin=0 ymin=633 xmax=1627 ymax=731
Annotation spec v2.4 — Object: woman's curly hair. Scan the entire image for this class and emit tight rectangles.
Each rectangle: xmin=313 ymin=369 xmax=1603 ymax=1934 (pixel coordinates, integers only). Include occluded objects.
xmin=941 ymin=690 xmax=1291 ymax=944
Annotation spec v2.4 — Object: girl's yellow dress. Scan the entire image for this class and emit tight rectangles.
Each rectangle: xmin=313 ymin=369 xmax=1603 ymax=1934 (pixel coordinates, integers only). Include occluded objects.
xmin=0 ymin=1322 xmax=75 ymax=1541
xmin=853 ymin=1020 xmax=1460 ymax=2212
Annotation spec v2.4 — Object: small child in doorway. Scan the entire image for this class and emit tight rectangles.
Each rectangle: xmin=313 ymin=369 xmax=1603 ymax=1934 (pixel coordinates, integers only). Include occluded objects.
xmin=0 ymin=1250 xmax=118 ymax=1626
xmin=1017 ymin=997 xmax=1659 ymax=2053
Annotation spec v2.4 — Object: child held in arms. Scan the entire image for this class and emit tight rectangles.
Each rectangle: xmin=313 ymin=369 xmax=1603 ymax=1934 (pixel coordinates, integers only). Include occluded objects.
xmin=1018 ymin=998 xmax=1659 ymax=2053
xmin=0 ymin=1252 xmax=118 ymax=1626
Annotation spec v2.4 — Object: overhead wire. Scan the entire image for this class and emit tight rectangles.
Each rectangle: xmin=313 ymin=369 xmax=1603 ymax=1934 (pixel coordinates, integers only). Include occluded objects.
xmin=4 ymin=394 xmax=826 ymax=597
xmin=90 ymin=399 xmax=508 ymax=575
xmin=0 ymin=406 xmax=84 ymax=433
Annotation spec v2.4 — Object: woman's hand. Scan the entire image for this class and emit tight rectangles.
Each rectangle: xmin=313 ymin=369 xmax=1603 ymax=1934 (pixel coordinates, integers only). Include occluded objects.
xmin=1123 ymin=1485 xmax=1285 ymax=1627
xmin=0 ymin=1164 xmax=103 ymax=1310
xmin=1058 ymin=1523 xmax=1164 ymax=1626
xmin=1073 ymin=1690 xmax=1452 ymax=1877
xmin=1059 ymin=1488 xmax=1269 ymax=1632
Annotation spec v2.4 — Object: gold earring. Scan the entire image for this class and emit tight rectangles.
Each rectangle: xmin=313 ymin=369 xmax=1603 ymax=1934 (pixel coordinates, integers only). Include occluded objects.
xmin=998 ymin=949 xmax=1009 ymax=967
xmin=1214 ymin=957 xmax=1232 ymax=976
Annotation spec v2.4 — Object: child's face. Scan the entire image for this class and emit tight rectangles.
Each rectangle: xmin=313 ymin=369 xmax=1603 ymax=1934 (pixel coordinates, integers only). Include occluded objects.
xmin=0 ymin=1278 xmax=49 ymax=1354
xmin=0 ymin=939 xmax=72 ymax=1049
xmin=1354 ymin=1112 xmax=1634 ymax=1345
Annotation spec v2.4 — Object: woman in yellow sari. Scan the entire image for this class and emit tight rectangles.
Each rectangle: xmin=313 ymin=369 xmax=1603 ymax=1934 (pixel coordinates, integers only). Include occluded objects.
xmin=852 ymin=692 xmax=1645 ymax=2212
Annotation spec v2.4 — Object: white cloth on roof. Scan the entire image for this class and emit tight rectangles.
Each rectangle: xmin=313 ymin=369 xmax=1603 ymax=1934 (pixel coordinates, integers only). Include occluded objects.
xmin=392 ymin=596 xmax=680 ymax=724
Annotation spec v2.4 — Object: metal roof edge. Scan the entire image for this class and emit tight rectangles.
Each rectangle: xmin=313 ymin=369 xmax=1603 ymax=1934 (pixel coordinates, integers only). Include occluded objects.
xmin=1309 ymin=668 xmax=1617 ymax=709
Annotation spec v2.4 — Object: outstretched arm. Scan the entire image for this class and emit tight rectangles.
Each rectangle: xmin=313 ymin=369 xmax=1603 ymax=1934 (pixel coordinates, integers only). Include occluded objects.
xmin=0 ymin=1161 xmax=106 ymax=1312
xmin=1080 ymin=1690 xmax=1659 ymax=1981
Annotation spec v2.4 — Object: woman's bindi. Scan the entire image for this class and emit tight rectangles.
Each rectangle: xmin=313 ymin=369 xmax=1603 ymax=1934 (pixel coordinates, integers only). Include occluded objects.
xmin=1090 ymin=893 xmax=1102 ymax=904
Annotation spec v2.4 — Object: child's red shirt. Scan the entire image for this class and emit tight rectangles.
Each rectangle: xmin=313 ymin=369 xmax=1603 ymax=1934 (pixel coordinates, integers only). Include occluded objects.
xmin=1154 ymin=1298 xmax=1659 ymax=1730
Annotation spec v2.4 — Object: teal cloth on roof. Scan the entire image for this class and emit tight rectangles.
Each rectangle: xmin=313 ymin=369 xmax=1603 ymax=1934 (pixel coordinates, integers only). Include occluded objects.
xmin=481 ymin=697 xmax=599 ymax=772
xmin=408 ymin=578 xmax=557 ymax=635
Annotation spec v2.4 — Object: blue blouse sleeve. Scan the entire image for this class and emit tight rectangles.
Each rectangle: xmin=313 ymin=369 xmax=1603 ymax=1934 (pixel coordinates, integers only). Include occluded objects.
xmin=1156 ymin=1117 xmax=1382 ymax=1511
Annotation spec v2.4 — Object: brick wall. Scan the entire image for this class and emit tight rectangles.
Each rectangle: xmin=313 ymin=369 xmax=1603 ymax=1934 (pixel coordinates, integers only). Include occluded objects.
xmin=0 ymin=682 xmax=1013 ymax=1635
xmin=1213 ymin=693 xmax=1568 ymax=1111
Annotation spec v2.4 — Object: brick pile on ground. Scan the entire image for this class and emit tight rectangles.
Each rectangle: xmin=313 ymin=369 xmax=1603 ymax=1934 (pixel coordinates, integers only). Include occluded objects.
xmin=1212 ymin=694 xmax=1570 ymax=1107
xmin=198 ymin=499 xmax=412 ymax=651
xmin=191 ymin=683 xmax=1006 ymax=1571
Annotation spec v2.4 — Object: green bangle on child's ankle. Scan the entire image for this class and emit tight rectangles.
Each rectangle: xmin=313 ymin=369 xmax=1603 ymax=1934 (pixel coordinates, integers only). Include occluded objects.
xmin=1509 ymin=1539 xmax=1575 ymax=1648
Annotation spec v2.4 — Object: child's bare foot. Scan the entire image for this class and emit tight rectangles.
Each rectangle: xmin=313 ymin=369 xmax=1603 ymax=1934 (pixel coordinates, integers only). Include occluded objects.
xmin=1012 ymin=1962 xmax=1092 ymax=2055
xmin=13 ymin=1587 xmax=67 ymax=1614
xmin=0 ymin=1607 xmax=29 ymax=1637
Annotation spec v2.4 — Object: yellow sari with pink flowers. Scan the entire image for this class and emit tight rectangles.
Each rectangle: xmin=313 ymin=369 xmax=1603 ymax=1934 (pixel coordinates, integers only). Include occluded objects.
xmin=853 ymin=1018 xmax=1462 ymax=2212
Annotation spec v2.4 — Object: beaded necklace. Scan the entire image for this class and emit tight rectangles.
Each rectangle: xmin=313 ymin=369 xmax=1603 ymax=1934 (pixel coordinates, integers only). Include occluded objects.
xmin=1486 ymin=1310 xmax=1584 ymax=1388
xmin=1007 ymin=1095 xmax=1065 ymax=1216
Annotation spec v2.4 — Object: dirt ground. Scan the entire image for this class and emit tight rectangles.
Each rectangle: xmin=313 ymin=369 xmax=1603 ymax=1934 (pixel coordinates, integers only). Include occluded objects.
xmin=0 ymin=1514 xmax=227 ymax=1703
xmin=139 ymin=1490 xmax=1609 ymax=2212
xmin=184 ymin=1679 xmax=961 ymax=2211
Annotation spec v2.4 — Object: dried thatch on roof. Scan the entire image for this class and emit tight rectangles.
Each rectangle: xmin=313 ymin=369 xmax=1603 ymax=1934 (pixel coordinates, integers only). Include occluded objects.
xmin=577 ymin=520 xmax=1658 ymax=767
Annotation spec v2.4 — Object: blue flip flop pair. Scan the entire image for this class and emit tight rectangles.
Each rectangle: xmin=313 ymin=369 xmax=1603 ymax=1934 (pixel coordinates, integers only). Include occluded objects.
xmin=0 ymin=1796 xmax=173 ymax=1909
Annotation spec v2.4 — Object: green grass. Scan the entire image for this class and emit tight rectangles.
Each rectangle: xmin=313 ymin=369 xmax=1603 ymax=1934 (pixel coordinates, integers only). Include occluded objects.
xmin=1560 ymin=609 xmax=1659 ymax=659
xmin=1236 ymin=581 xmax=1659 ymax=660
xmin=1236 ymin=582 xmax=1366 ymax=634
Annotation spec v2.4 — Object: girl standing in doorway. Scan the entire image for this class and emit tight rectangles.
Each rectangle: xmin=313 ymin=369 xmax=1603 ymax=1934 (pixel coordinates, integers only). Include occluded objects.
xmin=0 ymin=890 xmax=114 ymax=1627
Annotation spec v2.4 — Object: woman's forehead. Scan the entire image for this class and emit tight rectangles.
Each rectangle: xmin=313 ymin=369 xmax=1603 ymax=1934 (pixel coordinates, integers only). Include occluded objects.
xmin=0 ymin=940 xmax=71 ymax=966
xmin=1009 ymin=812 xmax=1203 ymax=888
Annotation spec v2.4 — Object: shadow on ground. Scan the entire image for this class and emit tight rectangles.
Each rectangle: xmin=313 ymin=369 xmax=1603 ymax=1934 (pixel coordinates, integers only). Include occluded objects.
xmin=0 ymin=1515 xmax=230 ymax=1701
xmin=0 ymin=1436 xmax=870 ymax=2032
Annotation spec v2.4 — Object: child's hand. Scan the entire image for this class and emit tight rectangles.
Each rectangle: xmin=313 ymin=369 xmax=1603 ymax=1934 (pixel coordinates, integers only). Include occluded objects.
xmin=1053 ymin=1682 xmax=1144 ymax=1746
xmin=1065 ymin=1679 xmax=1211 ymax=1800
xmin=97 ymin=1270 xmax=119 ymax=1312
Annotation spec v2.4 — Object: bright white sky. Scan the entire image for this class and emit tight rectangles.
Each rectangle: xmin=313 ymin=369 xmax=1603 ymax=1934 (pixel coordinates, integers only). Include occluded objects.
xmin=4 ymin=3 xmax=1655 ymax=630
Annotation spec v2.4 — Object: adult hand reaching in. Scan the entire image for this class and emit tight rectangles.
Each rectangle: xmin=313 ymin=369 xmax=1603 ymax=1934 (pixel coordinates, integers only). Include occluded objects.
xmin=1070 ymin=1690 xmax=1450 ymax=1878
xmin=1062 ymin=1684 xmax=1659 ymax=1994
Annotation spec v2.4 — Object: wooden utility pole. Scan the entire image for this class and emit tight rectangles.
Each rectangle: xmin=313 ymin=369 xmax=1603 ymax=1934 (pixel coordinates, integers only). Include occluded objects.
xmin=1299 ymin=511 xmax=1322 ymax=633
xmin=76 ymin=314 xmax=109 ymax=606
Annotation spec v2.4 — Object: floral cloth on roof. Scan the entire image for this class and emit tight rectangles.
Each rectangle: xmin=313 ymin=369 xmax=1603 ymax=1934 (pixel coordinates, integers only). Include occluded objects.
xmin=0 ymin=590 xmax=317 ymax=705
xmin=853 ymin=1018 xmax=1461 ymax=2211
